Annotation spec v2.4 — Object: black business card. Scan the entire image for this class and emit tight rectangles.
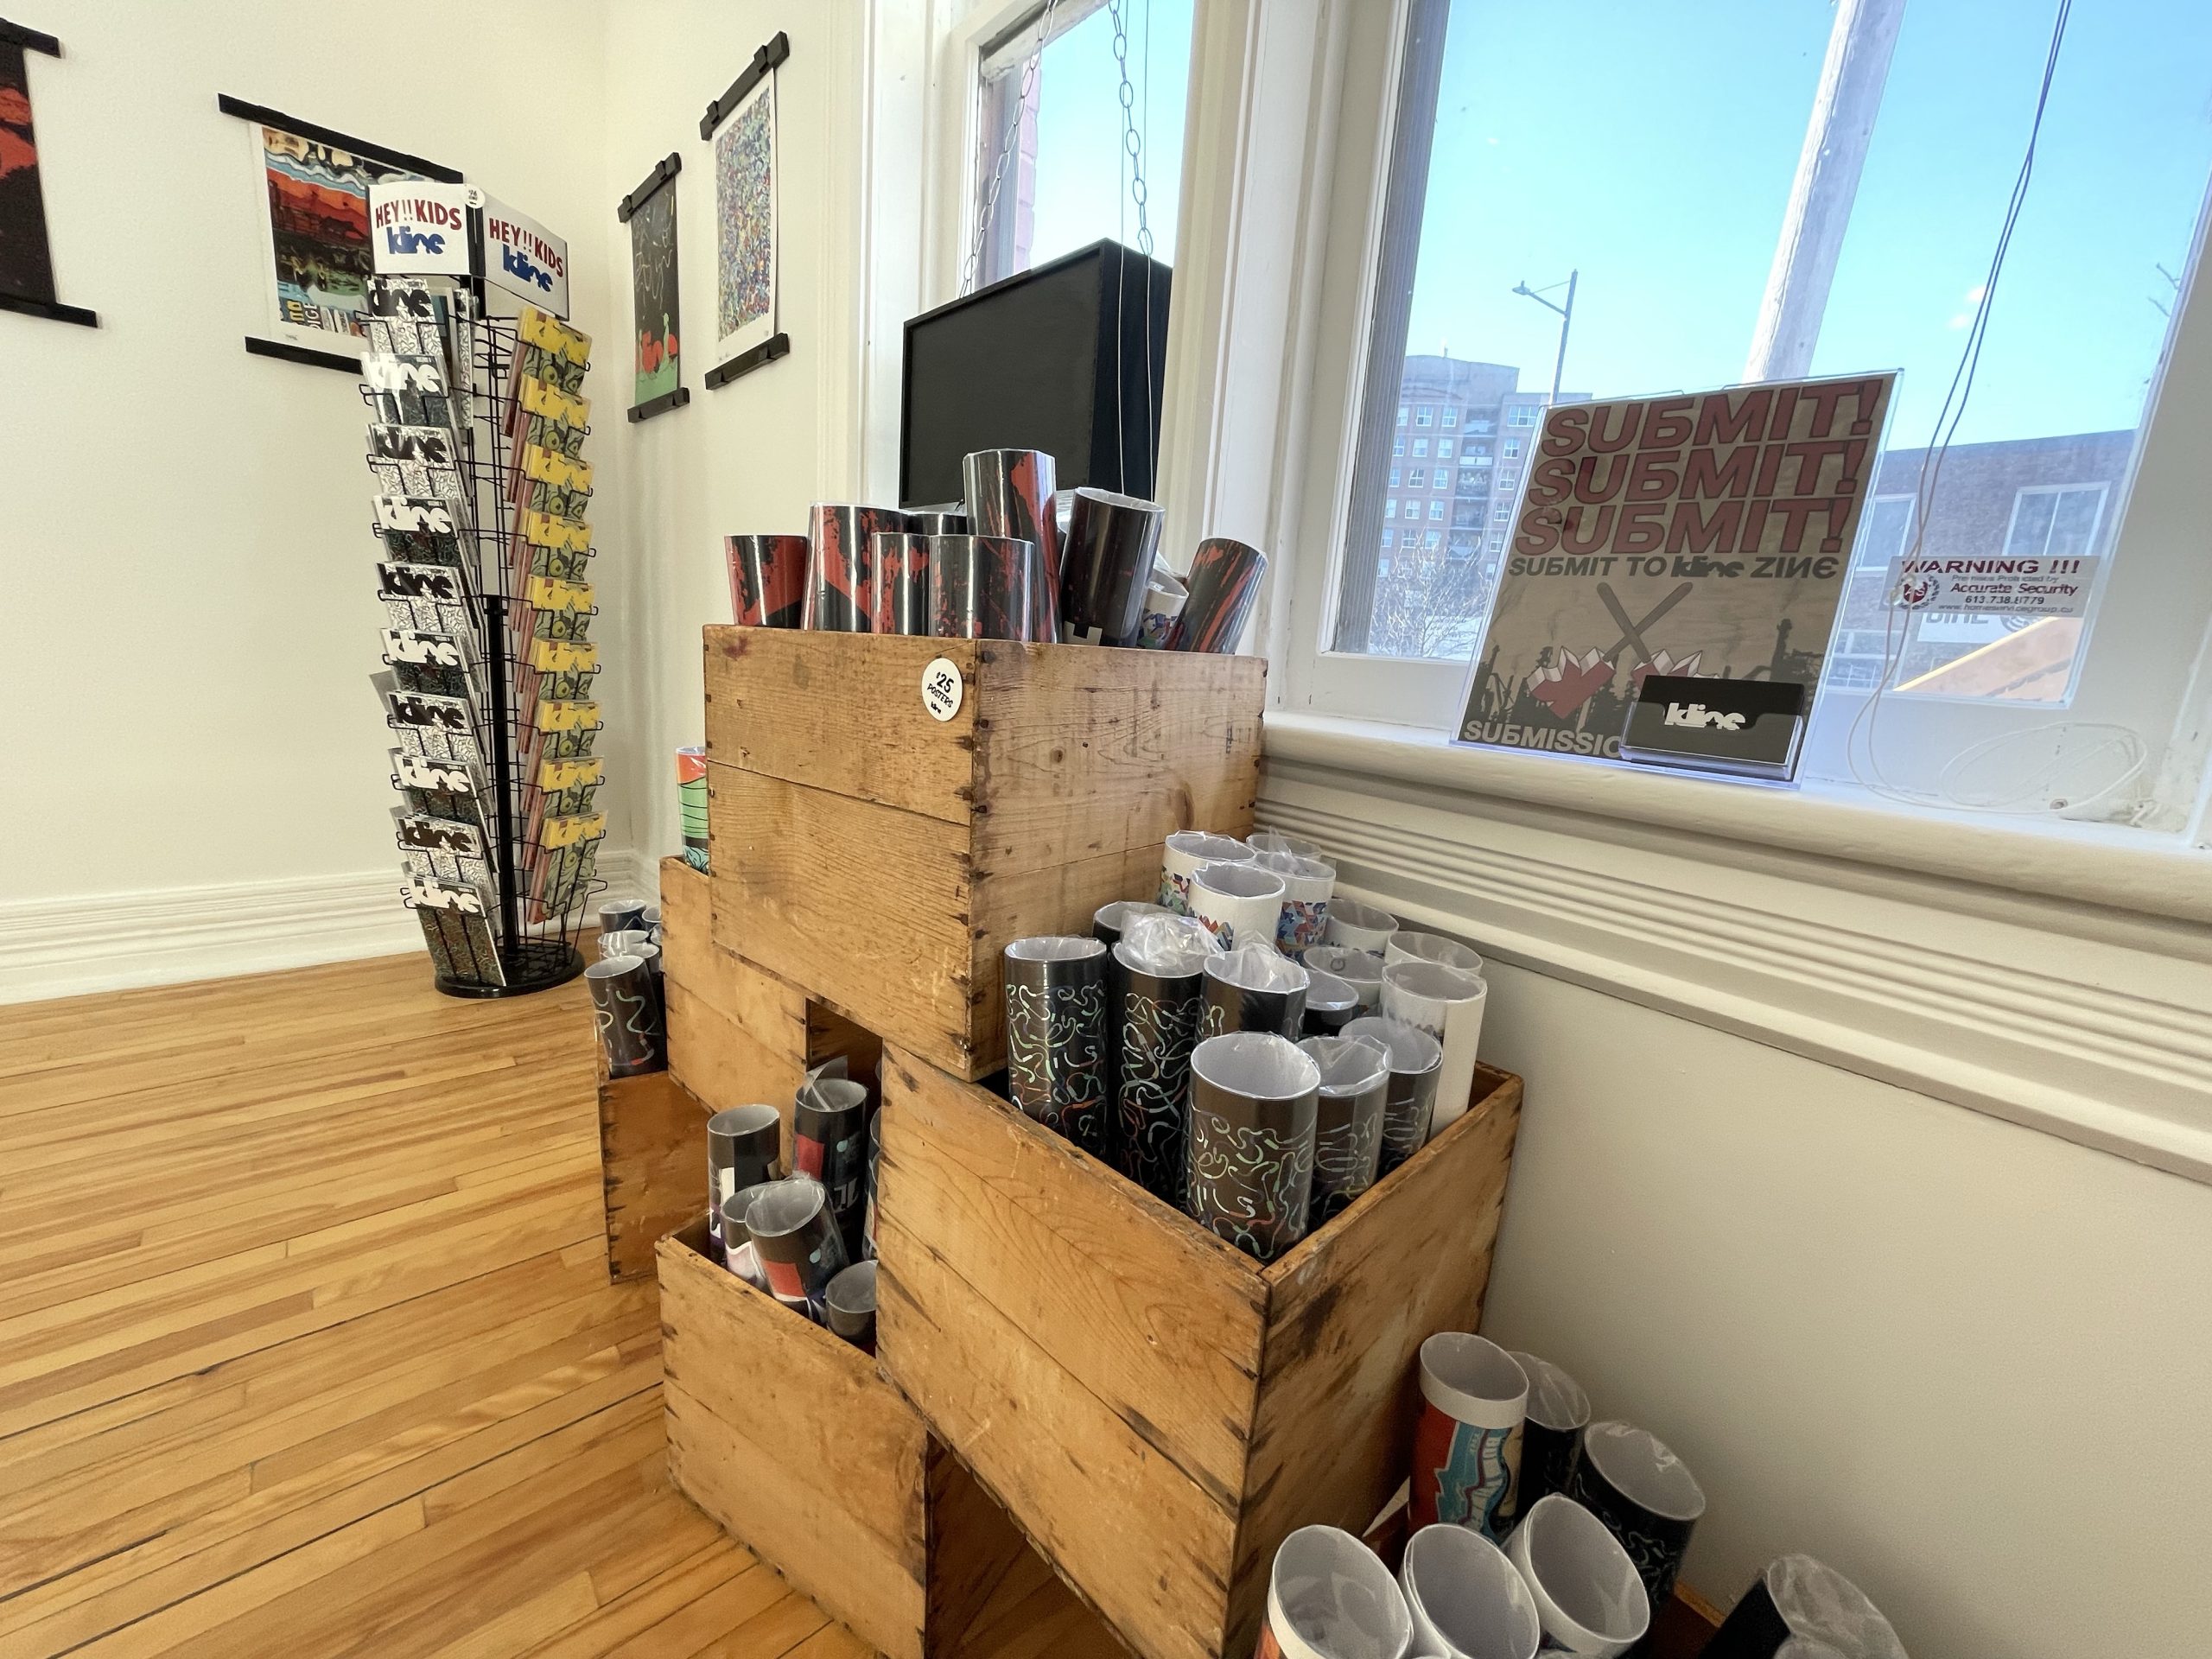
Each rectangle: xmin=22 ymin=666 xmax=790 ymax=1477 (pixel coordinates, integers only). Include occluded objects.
xmin=1620 ymin=674 xmax=1807 ymax=779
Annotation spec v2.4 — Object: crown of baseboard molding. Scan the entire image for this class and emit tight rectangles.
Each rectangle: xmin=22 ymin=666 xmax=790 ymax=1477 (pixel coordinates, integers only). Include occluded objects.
xmin=0 ymin=849 xmax=653 ymax=1006
xmin=1260 ymin=764 xmax=2212 ymax=1187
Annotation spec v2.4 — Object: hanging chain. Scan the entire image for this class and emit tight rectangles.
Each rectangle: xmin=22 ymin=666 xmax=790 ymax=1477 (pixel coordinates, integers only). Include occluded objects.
xmin=1109 ymin=0 xmax=1152 ymax=256
xmin=967 ymin=0 xmax=1065 ymax=294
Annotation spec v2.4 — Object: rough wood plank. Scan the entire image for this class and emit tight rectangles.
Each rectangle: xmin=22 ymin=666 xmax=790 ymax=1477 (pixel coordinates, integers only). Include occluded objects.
xmin=657 ymin=855 xmax=714 ymax=985
xmin=666 ymin=981 xmax=810 ymax=1124
xmin=598 ymin=1071 xmax=710 ymax=1284
xmin=713 ymin=771 xmax=976 ymax=1076
xmin=658 ymin=1221 xmax=930 ymax=1659
xmin=667 ymin=1383 xmax=925 ymax=1659
xmin=879 ymin=1050 xmax=1267 ymax=1509
xmin=704 ymin=627 xmax=982 ymax=824
xmin=1227 ymin=1069 xmax=1524 ymax=1655
xmin=874 ymin=1230 xmax=1236 ymax=1659
xmin=970 ymin=645 xmax=1264 ymax=877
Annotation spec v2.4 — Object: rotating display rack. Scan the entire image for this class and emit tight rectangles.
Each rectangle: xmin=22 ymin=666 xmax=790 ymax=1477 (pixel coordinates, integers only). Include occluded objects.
xmin=364 ymin=270 xmax=605 ymax=997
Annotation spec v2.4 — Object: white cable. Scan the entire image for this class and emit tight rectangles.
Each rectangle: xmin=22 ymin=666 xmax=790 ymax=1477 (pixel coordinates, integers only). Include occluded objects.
xmin=1840 ymin=0 xmax=2145 ymax=822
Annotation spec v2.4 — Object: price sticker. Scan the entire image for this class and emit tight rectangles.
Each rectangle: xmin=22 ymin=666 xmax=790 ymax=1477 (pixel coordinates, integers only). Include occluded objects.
xmin=921 ymin=656 xmax=965 ymax=722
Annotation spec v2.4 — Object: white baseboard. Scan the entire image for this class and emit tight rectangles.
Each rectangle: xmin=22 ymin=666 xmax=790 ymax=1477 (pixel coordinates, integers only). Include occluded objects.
xmin=0 ymin=848 xmax=653 ymax=1007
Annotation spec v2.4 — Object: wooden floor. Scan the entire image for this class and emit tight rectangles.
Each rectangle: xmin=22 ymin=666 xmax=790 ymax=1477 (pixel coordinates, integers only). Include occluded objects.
xmin=0 ymin=954 xmax=1109 ymax=1659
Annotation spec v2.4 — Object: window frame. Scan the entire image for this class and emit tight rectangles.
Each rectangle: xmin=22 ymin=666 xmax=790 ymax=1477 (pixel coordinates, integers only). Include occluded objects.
xmin=1269 ymin=0 xmax=2212 ymax=836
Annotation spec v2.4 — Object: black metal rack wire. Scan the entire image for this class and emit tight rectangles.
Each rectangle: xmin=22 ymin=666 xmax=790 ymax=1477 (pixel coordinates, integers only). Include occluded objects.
xmin=376 ymin=286 xmax=601 ymax=999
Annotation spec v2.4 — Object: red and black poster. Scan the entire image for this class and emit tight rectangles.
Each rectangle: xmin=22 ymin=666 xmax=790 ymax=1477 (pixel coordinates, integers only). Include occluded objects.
xmin=0 ymin=23 xmax=86 ymax=322
xmin=1457 ymin=372 xmax=1897 ymax=761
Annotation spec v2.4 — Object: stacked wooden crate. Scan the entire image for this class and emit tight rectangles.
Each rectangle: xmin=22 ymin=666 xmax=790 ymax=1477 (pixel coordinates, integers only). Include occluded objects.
xmin=650 ymin=626 xmax=1525 ymax=1659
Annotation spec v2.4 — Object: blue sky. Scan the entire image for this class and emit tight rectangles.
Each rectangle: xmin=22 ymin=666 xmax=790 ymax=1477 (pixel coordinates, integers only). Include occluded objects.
xmin=1014 ymin=0 xmax=2210 ymax=449
xmin=1027 ymin=0 xmax=1193 ymax=273
xmin=1402 ymin=0 xmax=2212 ymax=448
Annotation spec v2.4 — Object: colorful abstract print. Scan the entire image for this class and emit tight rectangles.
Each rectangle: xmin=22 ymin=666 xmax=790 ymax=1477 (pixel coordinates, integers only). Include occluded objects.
xmin=1005 ymin=978 xmax=1108 ymax=1154
xmin=715 ymin=92 xmax=772 ymax=339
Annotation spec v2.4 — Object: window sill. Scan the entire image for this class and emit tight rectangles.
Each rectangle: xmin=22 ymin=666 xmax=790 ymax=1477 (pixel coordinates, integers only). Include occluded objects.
xmin=1262 ymin=710 xmax=2209 ymax=930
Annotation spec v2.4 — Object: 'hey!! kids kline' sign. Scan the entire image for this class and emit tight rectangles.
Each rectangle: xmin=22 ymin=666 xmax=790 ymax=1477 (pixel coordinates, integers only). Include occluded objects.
xmin=1457 ymin=372 xmax=1896 ymax=761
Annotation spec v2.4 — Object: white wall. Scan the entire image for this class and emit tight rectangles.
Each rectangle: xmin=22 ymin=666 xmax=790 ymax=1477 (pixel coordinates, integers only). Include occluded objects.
xmin=1470 ymin=963 xmax=2212 ymax=1656
xmin=0 ymin=0 xmax=619 ymax=995
xmin=598 ymin=0 xmax=925 ymax=870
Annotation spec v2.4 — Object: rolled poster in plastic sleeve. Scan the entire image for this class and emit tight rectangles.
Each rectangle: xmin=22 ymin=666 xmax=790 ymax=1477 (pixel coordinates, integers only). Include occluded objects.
xmin=726 ymin=532 xmax=809 ymax=627
xmin=1697 ymin=1554 xmax=1907 ymax=1659
xmin=1202 ymin=944 xmax=1310 ymax=1040
xmin=1342 ymin=1015 xmax=1441 ymax=1175
xmin=1190 ymin=860 xmax=1287 ymax=953
xmin=1135 ymin=569 xmax=1188 ymax=650
xmin=1380 ymin=959 xmax=1488 ymax=1135
xmin=1186 ymin=1031 xmax=1319 ymax=1262
xmin=1300 ymin=969 xmax=1361 ymax=1038
xmin=868 ymin=531 xmax=933 ymax=635
xmin=1254 ymin=1525 xmax=1411 ymax=1659
xmin=744 ymin=1177 xmax=849 ymax=1319
xmin=1172 ymin=536 xmax=1268 ymax=652
xmin=1566 ymin=1421 xmax=1707 ymax=1614
xmin=587 ymin=956 xmax=661 ymax=1077
xmin=805 ymin=504 xmax=906 ymax=631
xmin=1111 ymin=915 xmax=1221 ymax=1205
xmin=1324 ymin=897 xmax=1398 ymax=955
xmin=1507 ymin=1351 xmax=1593 ymax=1516
xmin=705 ymin=1103 xmax=782 ymax=1256
xmin=1297 ymin=1033 xmax=1388 ymax=1226
xmin=962 ymin=448 xmax=1060 ymax=637
xmin=1399 ymin=1524 xmax=1540 ymax=1659
xmin=1002 ymin=936 xmax=1110 ymax=1154
xmin=1303 ymin=944 xmax=1385 ymax=1012
xmin=1503 ymin=1495 xmax=1650 ymax=1658
xmin=1059 ymin=486 xmax=1163 ymax=645
xmin=1159 ymin=830 xmax=1251 ymax=913
xmin=792 ymin=1074 xmax=870 ymax=1262
xmin=1261 ymin=853 xmax=1335 ymax=952
xmin=1410 ymin=1332 xmax=1529 ymax=1540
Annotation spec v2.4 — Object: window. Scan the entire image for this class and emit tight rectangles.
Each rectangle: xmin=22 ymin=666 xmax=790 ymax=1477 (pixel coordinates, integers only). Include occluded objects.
xmin=970 ymin=0 xmax=1196 ymax=287
xmin=1384 ymin=498 xmax=1397 ymax=518
xmin=1428 ymin=499 xmax=1445 ymax=521
xmin=1424 ymin=531 xmax=1440 ymax=549
xmin=1442 ymin=408 xmax=1459 ymax=428
xmin=1437 ymin=438 xmax=1454 ymax=459
xmin=1415 ymin=405 xmax=1434 ymax=425
xmin=1435 ymin=468 xmax=1452 ymax=492
xmin=1408 ymin=467 xmax=1427 ymax=488
xmin=1280 ymin=0 xmax=2212 ymax=830
xmin=1393 ymin=436 xmax=1405 ymax=457
xmin=1413 ymin=438 xmax=1429 ymax=457
xmin=1397 ymin=404 xmax=1409 ymax=426
xmin=1389 ymin=467 xmax=1401 ymax=487
xmin=1382 ymin=528 xmax=1395 ymax=549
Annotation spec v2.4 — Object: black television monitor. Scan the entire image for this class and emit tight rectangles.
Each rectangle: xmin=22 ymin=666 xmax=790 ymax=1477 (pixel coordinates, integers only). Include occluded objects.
xmin=899 ymin=239 xmax=1173 ymax=509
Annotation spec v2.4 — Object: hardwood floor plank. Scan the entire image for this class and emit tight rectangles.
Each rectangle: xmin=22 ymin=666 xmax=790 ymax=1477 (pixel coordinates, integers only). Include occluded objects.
xmin=0 ymin=952 xmax=1091 ymax=1659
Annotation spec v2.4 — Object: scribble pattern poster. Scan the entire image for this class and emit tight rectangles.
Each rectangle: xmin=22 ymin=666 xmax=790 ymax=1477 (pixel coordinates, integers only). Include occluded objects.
xmin=713 ymin=73 xmax=777 ymax=362
xmin=253 ymin=124 xmax=417 ymax=351
xmin=630 ymin=181 xmax=679 ymax=406
xmin=0 ymin=41 xmax=55 ymax=306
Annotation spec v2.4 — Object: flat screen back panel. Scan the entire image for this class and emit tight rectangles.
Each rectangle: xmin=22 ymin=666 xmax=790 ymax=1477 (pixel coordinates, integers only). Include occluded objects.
xmin=901 ymin=240 xmax=1171 ymax=509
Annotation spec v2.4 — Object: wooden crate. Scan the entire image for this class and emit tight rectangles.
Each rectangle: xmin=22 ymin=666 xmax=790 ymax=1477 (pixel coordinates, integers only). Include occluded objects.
xmin=704 ymin=629 xmax=1264 ymax=1079
xmin=658 ymin=1219 xmax=1042 ymax=1659
xmin=875 ymin=1049 xmax=1523 ymax=1659
xmin=660 ymin=854 xmax=880 ymax=1130
xmin=596 ymin=1067 xmax=708 ymax=1284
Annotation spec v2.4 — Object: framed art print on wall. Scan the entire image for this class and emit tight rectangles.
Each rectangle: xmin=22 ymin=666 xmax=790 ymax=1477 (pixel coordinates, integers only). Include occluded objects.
xmin=218 ymin=95 xmax=461 ymax=372
xmin=702 ymin=30 xmax=788 ymax=390
xmin=0 ymin=17 xmax=95 ymax=326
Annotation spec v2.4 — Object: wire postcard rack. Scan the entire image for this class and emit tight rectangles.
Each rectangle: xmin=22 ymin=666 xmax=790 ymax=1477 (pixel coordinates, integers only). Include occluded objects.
xmin=365 ymin=266 xmax=605 ymax=998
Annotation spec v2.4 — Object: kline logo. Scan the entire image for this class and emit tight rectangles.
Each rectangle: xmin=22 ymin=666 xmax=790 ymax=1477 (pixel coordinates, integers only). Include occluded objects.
xmin=385 ymin=226 xmax=447 ymax=256
xmin=1662 ymin=702 xmax=1745 ymax=732
xmin=502 ymin=245 xmax=555 ymax=292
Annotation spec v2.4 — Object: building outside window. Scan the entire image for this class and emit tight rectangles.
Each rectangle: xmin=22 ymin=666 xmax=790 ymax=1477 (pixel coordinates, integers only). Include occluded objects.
xmin=1287 ymin=0 xmax=2212 ymax=826
xmin=1415 ymin=405 xmax=1434 ymax=425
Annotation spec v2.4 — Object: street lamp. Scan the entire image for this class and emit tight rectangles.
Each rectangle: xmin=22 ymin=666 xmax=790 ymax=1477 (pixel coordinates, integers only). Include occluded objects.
xmin=1512 ymin=270 xmax=1578 ymax=403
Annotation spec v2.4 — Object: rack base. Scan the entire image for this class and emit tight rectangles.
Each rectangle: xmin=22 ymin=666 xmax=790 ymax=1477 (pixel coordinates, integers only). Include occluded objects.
xmin=435 ymin=939 xmax=586 ymax=999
